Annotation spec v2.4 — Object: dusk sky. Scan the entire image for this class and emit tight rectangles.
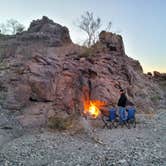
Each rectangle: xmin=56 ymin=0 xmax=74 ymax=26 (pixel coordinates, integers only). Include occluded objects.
xmin=0 ymin=0 xmax=165 ymax=73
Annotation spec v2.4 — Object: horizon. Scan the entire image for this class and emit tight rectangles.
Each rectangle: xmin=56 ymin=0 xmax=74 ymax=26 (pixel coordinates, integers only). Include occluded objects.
xmin=0 ymin=0 xmax=165 ymax=73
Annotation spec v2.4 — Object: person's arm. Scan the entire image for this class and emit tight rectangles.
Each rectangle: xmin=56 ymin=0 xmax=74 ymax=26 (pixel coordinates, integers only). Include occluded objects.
xmin=117 ymin=96 xmax=122 ymax=106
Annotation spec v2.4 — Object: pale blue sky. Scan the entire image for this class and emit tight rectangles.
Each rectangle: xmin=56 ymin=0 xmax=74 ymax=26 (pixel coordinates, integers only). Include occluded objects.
xmin=0 ymin=0 xmax=165 ymax=72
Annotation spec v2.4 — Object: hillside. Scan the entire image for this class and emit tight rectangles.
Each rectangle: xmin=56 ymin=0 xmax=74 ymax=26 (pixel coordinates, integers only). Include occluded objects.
xmin=0 ymin=16 xmax=165 ymax=128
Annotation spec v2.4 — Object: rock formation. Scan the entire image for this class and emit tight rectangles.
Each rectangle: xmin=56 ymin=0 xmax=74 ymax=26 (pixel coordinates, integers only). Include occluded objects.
xmin=0 ymin=16 xmax=165 ymax=128
xmin=153 ymin=71 xmax=166 ymax=80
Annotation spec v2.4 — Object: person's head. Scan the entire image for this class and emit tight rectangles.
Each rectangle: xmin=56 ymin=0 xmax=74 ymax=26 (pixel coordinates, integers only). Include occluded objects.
xmin=119 ymin=89 xmax=125 ymax=95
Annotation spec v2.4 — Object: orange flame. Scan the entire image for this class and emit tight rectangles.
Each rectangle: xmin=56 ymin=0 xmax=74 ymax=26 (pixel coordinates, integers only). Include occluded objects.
xmin=83 ymin=100 xmax=106 ymax=118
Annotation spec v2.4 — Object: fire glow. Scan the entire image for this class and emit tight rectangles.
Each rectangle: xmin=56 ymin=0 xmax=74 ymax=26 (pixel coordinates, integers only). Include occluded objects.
xmin=83 ymin=100 xmax=106 ymax=118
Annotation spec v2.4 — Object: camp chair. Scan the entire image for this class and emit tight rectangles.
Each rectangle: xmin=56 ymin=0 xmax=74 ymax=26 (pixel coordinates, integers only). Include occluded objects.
xmin=101 ymin=108 xmax=119 ymax=129
xmin=126 ymin=107 xmax=136 ymax=128
xmin=118 ymin=107 xmax=129 ymax=128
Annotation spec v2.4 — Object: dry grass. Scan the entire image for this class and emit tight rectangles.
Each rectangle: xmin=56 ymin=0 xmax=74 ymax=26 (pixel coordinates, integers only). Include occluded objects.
xmin=145 ymin=112 xmax=156 ymax=119
xmin=79 ymin=47 xmax=95 ymax=57
xmin=47 ymin=114 xmax=79 ymax=131
xmin=0 ymin=62 xmax=9 ymax=70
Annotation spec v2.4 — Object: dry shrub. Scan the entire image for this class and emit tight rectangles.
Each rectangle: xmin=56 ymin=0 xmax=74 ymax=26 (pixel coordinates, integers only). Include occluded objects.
xmin=0 ymin=62 xmax=9 ymax=70
xmin=79 ymin=47 xmax=95 ymax=57
xmin=145 ymin=112 xmax=156 ymax=119
xmin=78 ymin=42 xmax=104 ymax=58
xmin=47 ymin=114 xmax=79 ymax=131
xmin=150 ymin=95 xmax=161 ymax=102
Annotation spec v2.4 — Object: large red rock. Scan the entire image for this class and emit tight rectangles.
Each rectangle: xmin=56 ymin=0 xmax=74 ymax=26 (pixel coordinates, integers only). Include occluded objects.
xmin=0 ymin=17 xmax=165 ymax=128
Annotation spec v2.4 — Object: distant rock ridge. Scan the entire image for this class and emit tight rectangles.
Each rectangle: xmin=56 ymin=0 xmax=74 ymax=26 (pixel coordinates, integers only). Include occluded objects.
xmin=0 ymin=16 xmax=72 ymax=47
xmin=0 ymin=16 xmax=165 ymax=128
xmin=24 ymin=16 xmax=72 ymax=46
xmin=153 ymin=71 xmax=166 ymax=80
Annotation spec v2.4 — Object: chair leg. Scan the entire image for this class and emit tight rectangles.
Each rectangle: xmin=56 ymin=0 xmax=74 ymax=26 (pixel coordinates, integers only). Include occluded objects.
xmin=109 ymin=123 xmax=112 ymax=129
xmin=126 ymin=121 xmax=130 ymax=129
xmin=102 ymin=117 xmax=109 ymax=128
xmin=103 ymin=123 xmax=108 ymax=128
xmin=112 ymin=119 xmax=119 ymax=128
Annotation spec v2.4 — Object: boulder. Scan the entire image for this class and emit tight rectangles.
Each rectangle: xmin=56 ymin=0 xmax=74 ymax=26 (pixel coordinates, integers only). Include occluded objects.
xmin=2 ymin=84 xmax=31 ymax=110
xmin=99 ymin=31 xmax=125 ymax=55
xmin=154 ymin=71 xmax=166 ymax=80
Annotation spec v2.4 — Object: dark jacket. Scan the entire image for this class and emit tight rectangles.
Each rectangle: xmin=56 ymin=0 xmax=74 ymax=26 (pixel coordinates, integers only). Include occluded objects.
xmin=118 ymin=93 xmax=127 ymax=107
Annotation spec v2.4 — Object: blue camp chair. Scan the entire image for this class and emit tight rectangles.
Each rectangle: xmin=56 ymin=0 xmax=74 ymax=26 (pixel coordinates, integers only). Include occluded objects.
xmin=118 ymin=107 xmax=129 ymax=127
xmin=109 ymin=108 xmax=116 ymax=121
xmin=127 ymin=107 xmax=136 ymax=120
xmin=102 ymin=108 xmax=118 ymax=129
xmin=127 ymin=107 xmax=136 ymax=128
xmin=108 ymin=108 xmax=118 ymax=128
xmin=119 ymin=107 xmax=127 ymax=121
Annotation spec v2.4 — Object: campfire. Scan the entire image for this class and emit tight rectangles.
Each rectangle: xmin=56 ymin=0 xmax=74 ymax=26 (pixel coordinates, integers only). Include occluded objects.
xmin=83 ymin=99 xmax=106 ymax=118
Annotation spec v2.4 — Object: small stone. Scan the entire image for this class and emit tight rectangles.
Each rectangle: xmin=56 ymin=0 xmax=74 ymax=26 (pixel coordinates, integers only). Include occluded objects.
xmin=118 ymin=159 xmax=126 ymax=164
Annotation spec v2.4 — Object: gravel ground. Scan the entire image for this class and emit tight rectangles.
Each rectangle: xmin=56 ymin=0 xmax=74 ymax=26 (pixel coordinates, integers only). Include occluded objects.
xmin=0 ymin=111 xmax=165 ymax=166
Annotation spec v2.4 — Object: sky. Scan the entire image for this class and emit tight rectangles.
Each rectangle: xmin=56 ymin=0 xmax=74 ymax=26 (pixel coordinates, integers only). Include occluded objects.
xmin=0 ymin=0 xmax=165 ymax=73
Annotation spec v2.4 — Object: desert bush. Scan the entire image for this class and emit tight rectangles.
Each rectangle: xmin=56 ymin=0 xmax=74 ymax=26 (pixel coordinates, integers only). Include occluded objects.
xmin=150 ymin=95 xmax=161 ymax=102
xmin=79 ymin=47 xmax=95 ymax=57
xmin=47 ymin=114 xmax=77 ymax=130
xmin=0 ymin=62 xmax=9 ymax=70
xmin=79 ymin=42 xmax=102 ymax=57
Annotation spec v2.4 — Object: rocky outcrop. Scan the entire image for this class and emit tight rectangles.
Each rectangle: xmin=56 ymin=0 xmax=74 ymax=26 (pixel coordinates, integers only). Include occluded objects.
xmin=153 ymin=71 xmax=166 ymax=80
xmin=0 ymin=16 xmax=72 ymax=48
xmin=22 ymin=16 xmax=71 ymax=46
xmin=0 ymin=16 xmax=165 ymax=128
xmin=98 ymin=31 xmax=125 ymax=55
